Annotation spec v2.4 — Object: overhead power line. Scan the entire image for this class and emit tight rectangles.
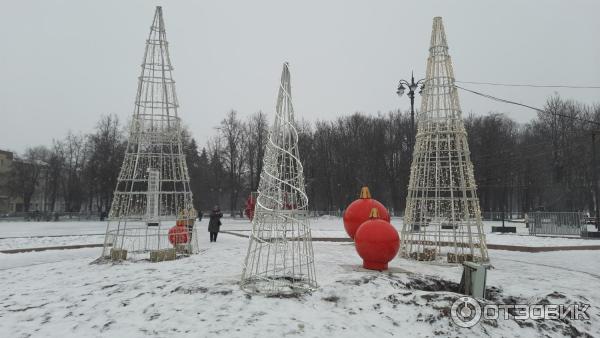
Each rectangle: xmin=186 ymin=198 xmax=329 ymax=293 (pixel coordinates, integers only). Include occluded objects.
xmin=456 ymin=80 xmax=600 ymax=89
xmin=454 ymin=84 xmax=600 ymax=127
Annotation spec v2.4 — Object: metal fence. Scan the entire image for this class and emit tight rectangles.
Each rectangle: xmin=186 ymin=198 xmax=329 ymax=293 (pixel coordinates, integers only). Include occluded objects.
xmin=307 ymin=210 xmax=405 ymax=218
xmin=312 ymin=210 xmax=522 ymax=220
xmin=529 ymin=212 xmax=585 ymax=236
xmin=480 ymin=211 xmax=524 ymax=221
xmin=305 ymin=210 xmax=341 ymax=217
xmin=481 ymin=212 xmax=504 ymax=221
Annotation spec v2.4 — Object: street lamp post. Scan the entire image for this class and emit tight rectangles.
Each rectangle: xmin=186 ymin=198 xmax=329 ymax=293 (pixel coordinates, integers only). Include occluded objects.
xmin=592 ymin=132 xmax=599 ymax=231
xmin=396 ymin=72 xmax=425 ymax=151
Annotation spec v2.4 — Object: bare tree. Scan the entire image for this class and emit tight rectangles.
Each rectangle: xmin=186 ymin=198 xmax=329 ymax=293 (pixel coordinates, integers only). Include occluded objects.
xmin=44 ymin=142 xmax=63 ymax=212
xmin=83 ymin=114 xmax=125 ymax=213
xmin=56 ymin=132 xmax=87 ymax=212
xmin=381 ymin=110 xmax=411 ymax=213
xmin=245 ymin=111 xmax=269 ymax=191
xmin=218 ymin=110 xmax=246 ymax=216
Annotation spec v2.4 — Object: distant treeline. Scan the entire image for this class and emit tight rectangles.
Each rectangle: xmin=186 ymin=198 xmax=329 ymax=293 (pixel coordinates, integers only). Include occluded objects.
xmin=3 ymin=95 xmax=599 ymax=216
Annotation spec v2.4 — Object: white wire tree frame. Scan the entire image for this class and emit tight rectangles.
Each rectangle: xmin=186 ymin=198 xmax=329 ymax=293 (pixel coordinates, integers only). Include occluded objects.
xmin=400 ymin=17 xmax=489 ymax=263
xmin=101 ymin=6 xmax=198 ymax=261
xmin=240 ymin=63 xmax=317 ymax=295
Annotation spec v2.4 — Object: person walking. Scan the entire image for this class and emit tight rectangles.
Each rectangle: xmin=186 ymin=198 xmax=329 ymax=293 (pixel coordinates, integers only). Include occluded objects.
xmin=208 ymin=206 xmax=223 ymax=242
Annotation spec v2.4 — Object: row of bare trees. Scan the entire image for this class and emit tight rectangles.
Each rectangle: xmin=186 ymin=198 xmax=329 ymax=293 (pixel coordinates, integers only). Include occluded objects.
xmin=2 ymin=115 xmax=126 ymax=213
xmin=466 ymin=96 xmax=600 ymax=215
xmin=3 ymin=95 xmax=599 ymax=216
xmin=201 ymin=95 xmax=600 ymax=216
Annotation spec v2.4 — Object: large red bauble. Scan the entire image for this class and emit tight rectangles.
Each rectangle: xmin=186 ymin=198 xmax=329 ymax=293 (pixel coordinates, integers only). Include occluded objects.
xmin=168 ymin=225 xmax=189 ymax=245
xmin=343 ymin=187 xmax=390 ymax=239
xmin=354 ymin=214 xmax=400 ymax=271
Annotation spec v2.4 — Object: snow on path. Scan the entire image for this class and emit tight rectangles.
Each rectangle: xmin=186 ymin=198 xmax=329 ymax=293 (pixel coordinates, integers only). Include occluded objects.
xmin=0 ymin=235 xmax=105 ymax=251
xmin=0 ymin=221 xmax=107 ymax=237
xmin=0 ymin=229 xmax=599 ymax=337
xmin=0 ymin=248 xmax=99 ymax=271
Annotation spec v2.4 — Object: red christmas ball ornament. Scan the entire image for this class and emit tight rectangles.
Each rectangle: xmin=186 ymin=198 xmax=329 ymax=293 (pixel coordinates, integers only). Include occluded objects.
xmin=354 ymin=208 xmax=400 ymax=270
xmin=343 ymin=186 xmax=390 ymax=239
xmin=168 ymin=224 xmax=189 ymax=245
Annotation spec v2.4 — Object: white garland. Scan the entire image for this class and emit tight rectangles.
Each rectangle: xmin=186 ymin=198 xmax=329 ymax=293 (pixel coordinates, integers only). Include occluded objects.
xmin=240 ymin=63 xmax=317 ymax=295
xmin=400 ymin=17 xmax=489 ymax=263
xmin=101 ymin=7 xmax=197 ymax=261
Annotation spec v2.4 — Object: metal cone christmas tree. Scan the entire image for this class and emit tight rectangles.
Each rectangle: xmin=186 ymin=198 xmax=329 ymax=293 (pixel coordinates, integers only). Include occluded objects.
xmin=240 ymin=63 xmax=317 ymax=295
xmin=400 ymin=17 xmax=488 ymax=263
xmin=101 ymin=7 xmax=198 ymax=261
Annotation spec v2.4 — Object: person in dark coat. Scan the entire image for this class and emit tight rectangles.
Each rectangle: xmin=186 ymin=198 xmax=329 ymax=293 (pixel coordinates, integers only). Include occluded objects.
xmin=208 ymin=206 xmax=223 ymax=242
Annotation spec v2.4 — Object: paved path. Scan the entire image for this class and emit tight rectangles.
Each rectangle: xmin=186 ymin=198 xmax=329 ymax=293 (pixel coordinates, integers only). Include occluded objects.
xmin=1 ymin=243 xmax=104 ymax=254
xmin=2 ymin=231 xmax=600 ymax=254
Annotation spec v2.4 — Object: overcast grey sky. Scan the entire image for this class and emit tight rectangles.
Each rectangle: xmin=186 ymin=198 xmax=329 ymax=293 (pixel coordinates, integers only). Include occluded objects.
xmin=1 ymin=0 xmax=599 ymax=153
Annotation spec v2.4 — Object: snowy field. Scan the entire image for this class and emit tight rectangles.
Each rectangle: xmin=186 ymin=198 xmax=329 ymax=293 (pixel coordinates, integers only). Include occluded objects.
xmin=0 ymin=218 xmax=599 ymax=337
xmin=0 ymin=221 xmax=106 ymax=251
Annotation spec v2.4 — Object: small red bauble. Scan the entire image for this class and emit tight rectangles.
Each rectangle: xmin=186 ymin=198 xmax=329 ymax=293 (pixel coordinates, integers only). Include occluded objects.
xmin=354 ymin=208 xmax=400 ymax=270
xmin=168 ymin=224 xmax=189 ymax=245
xmin=343 ymin=186 xmax=390 ymax=239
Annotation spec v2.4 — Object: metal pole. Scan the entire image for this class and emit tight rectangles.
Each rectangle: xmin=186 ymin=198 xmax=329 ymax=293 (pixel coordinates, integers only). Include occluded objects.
xmin=409 ymin=90 xmax=415 ymax=151
xmin=592 ymin=132 xmax=599 ymax=231
xmin=397 ymin=72 xmax=423 ymax=153
xmin=410 ymin=72 xmax=417 ymax=152
xmin=502 ymin=182 xmax=507 ymax=228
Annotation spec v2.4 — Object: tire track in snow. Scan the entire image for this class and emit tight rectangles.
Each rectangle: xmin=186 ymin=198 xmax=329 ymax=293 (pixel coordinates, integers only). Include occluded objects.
xmin=0 ymin=248 xmax=99 ymax=271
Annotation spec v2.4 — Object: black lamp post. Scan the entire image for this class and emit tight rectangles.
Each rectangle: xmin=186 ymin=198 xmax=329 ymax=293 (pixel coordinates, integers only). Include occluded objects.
xmin=396 ymin=72 xmax=425 ymax=151
xmin=592 ymin=132 xmax=600 ymax=231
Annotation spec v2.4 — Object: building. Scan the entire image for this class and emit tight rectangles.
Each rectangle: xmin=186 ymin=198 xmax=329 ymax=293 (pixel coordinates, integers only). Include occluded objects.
xmin=0 ymin=149 xmax=13 ymax=214
xmin=0 ymin=149 xmax=52 ymax=214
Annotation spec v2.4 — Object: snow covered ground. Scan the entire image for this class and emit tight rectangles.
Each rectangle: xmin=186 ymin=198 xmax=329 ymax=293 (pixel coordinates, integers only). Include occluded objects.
xmin=0 ymin=221 xmax=106 ymax=238
xmin=0 ymin=218 xmax=599 ymax=337
xmin=0 ymin=221 xmax=106 ymax=251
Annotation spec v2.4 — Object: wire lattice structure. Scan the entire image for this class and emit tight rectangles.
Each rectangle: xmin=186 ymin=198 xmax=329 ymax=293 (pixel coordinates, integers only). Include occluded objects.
xmin=400 ymin=17 xmax=488 ymax=264
xmin=240 ymin=63 xmax=317 ymax=295
xmin=101 ymin=7 xmax=198 ymax=261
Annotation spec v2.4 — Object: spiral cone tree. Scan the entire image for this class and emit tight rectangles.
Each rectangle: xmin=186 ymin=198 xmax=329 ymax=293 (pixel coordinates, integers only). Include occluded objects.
xmin=241 ymin=63 xmax=317 ymax=295
xmin=101 ymin=7 xmax=198 ymax=261
xmin=400 ymin=17 xmax=488 ymax=263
